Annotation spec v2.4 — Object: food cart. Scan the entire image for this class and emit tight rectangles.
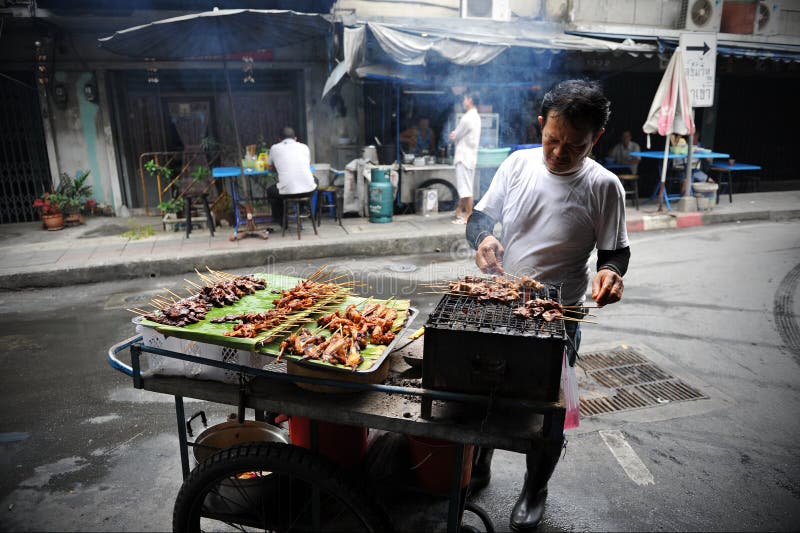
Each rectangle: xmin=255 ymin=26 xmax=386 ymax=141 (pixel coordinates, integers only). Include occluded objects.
xmin=107 ymin=272 xmax=566 ymax=532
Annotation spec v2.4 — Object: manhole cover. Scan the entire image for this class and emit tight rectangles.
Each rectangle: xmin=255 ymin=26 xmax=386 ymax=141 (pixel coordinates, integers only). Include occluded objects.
xmin=387 ymin=263 xmax=417 ymax=273
xmin=577 ymin=347 xmax=707 ymax=416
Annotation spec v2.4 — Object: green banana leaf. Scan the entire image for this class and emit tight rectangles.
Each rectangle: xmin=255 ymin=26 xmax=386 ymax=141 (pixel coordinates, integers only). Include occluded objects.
xmin=138 ymin=272 xmax=410 ymax=372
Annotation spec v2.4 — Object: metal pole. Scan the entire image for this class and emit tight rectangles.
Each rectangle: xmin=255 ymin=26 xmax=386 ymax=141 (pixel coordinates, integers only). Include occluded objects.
xmin=395 ymin=83 xmax=401 ymax=206
xmin=658 ymin=141 xmax=670 ymax=211
xmin=683 ymin=134 xmax=694 ymax=201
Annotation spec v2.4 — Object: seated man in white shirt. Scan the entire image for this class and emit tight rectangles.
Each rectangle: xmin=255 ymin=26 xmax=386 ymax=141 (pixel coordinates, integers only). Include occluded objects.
xmin=267 ymin=127 xmax=317 ymax=227
xmin=608 ymin=130 xmax=641 ymax=174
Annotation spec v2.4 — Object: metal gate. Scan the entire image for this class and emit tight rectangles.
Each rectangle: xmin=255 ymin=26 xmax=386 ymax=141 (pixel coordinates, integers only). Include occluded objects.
xmin=0 ymin=72 xmax=52 ymax=224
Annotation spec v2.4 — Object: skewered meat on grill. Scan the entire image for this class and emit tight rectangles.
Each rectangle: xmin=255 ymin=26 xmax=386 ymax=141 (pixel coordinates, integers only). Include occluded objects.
xmin=541 ymin=309 xmax=563 ymax=322
xmin=448 ymin=275 xmax=548 ymax=303
xmin=528 ymin=298 xmax=563 ymax=312
xmin=519 ymin=275 xmax=544 ymax=290
xmin=512 ymin=297 xmax=565 ymax=321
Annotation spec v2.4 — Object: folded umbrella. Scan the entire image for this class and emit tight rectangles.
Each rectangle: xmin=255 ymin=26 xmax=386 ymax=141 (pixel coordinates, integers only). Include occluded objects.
xmin=642 ymin=49 xmax=695 ymax=210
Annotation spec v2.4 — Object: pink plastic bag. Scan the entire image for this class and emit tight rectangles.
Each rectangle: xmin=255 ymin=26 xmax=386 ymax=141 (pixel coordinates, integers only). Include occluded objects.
xmin=562 ymin=352 xmax=580 ymax=429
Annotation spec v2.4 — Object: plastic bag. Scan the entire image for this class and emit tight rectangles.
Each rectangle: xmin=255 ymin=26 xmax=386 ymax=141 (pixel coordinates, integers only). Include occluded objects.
xmin=562 ymin=352 xmax=580 ymax=429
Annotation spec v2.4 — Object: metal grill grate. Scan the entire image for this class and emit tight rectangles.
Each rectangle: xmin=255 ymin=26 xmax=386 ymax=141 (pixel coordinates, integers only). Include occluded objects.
xmin=577 ymin=348 xmax=707 ymax=416
xmin=426 ymin=283 xmax=565 ymax=338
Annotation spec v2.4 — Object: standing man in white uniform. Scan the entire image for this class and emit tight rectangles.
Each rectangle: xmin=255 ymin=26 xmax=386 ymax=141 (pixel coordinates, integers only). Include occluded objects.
xmin=267 ymin=127 xmax=317 ymax=227
xmin=449 ymin=91 xmax=482 ymax=224
xmin=465 ymin=79 xmax=630 ymax=532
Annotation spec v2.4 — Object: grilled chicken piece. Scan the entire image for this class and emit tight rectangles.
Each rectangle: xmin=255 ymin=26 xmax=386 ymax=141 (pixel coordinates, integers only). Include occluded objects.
xmin=541 ymin=309 xmax=563 ymax=322
xmin=344 ymin=304 xmax=362 ymax=322
xmin=322 ymin=333 xmax=348 ymax=365
xmin=345 ymin=340 xmax=362 ymax=370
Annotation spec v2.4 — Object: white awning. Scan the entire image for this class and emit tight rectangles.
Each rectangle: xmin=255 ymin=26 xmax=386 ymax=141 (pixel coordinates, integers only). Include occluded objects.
xmin=322 ymin=17 xmax=657 ymax=97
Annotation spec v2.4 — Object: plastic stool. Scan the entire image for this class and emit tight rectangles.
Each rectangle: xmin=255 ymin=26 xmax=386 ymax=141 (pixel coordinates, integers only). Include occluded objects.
xmin=618 ymin=174 xmax=639 ymax=210
xmin=282 ymin=193 xmax=318 ymax=240
xmin=315 ymin=186 xmax=342 ymax=226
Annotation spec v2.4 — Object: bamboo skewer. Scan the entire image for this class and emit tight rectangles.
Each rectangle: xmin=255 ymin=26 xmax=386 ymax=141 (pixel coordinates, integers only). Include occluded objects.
xmin=184 ymin=278 xmax=204 ymax=290
xmin=559 ymin=316 xmax=597 ymax=324
xmin=194 ymin=269 xmax=215 ymax=286
xmin=163 ymin=288 xmax=183 ymax=300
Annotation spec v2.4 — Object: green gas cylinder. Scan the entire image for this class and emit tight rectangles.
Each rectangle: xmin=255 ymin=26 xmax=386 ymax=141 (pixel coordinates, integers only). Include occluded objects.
xmin=368 ymin=168 xmax=393 ymax=223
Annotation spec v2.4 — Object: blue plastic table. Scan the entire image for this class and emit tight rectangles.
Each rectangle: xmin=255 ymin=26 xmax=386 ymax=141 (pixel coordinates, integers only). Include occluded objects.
xmin=709 ymin=163 xmax=762 ymax=203
xmin=213 ymin=167 xmax=276 ymax=240
xmin=603 ymin=162 xmax=634 ymax=171
xmin=629 ymin=151 xmax=730 ymax=209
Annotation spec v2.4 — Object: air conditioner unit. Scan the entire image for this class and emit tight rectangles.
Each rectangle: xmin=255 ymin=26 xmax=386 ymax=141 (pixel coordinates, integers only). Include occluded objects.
xmin=754 ymin=1 xmax=781 ymax=35
xmin=678 ymin=0 xmax=723 ymax=32
xmin=461 ymin=0 xmax=510 ymax=22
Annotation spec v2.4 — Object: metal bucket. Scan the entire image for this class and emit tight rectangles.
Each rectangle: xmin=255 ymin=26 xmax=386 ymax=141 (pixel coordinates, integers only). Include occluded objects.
xmin=192 ymin=414 xmax=288 ymax=464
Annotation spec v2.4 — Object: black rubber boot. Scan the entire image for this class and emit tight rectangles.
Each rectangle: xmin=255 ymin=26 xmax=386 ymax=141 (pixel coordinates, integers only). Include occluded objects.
xmin=509 ymin=438 xmax=564 ymax=532
xmin=468 ymin=447 xmax=494 ymax=492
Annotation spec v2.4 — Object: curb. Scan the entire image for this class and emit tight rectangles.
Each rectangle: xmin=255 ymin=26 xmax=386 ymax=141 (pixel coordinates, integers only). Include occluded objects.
xmin=2 ymin=208 xmax=798 ymax=290
xmin=626 ymin=208 xmax=800 ymax=233
xmin=0 ymin=232 xmax=465 ymax=290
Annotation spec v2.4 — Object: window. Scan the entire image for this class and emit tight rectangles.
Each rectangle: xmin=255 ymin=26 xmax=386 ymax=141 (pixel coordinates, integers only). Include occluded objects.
xmin=461 ymin=0 xmax=510 ymax=20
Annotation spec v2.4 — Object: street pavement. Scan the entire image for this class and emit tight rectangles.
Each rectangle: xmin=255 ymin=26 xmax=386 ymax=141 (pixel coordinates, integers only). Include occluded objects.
xmin=1 ymin=221 xmax=799 ymax=532
xmin=1 ymin=190 xmax=799 ymax=290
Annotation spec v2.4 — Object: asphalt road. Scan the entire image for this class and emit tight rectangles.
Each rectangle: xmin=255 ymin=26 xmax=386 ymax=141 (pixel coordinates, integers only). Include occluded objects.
xmin=1 ymin=220 xmax=799 ymax=532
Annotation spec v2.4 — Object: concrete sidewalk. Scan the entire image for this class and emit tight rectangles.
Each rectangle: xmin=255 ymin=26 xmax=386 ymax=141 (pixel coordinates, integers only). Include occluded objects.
xmin=1 ymin=190 xmax=798 ymax=289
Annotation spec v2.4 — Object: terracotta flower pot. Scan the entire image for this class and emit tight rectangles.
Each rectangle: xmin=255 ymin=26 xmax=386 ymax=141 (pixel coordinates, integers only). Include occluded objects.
xmin=42 ymin=213 xmax=64 ymax=231
xmin=64 ymin=212 xmax=84 ymax=226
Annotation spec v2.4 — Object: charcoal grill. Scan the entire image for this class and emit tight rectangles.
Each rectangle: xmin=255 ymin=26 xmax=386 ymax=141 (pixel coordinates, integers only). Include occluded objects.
xmin=422 ymin=282 xmax=567 ymax=418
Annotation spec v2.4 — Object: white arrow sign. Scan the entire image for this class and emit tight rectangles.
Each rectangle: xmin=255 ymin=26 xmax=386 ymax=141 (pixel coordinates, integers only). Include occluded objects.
xmin=680 ymin=33 xmax=717 ymax=108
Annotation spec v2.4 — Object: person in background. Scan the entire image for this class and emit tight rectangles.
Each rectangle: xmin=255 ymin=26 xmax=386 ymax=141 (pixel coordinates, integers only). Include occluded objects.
xmin=525 ymin=115 xmax=542 ymax=145
xmin=449 ymin=91 xmax=482 ymax=224
xmin=608 ymin=130 xmax=641 ymax=174
xmin=670 ymin=132 xmax=712 ymax=194
xmin=400 ymin=117 xmax=436 ymax=156
xmin=266 ymin=127 xmax=317 ymax=227
xmin=465 ymin=79 xmax=629 ymax=532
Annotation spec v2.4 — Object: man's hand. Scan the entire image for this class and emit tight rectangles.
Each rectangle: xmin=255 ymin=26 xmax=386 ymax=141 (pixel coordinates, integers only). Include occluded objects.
xmin=449 ymin=131 xmax=457 ymax=141
xmin=475 ymin=236 xmax=505 ymax=275
xmin=592 ymin=269 xmax=624 ymax=307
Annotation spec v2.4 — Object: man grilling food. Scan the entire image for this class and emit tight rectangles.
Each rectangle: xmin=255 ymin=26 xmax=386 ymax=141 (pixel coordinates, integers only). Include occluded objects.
xmin=465 ymin=79 xmax=630 ymax=532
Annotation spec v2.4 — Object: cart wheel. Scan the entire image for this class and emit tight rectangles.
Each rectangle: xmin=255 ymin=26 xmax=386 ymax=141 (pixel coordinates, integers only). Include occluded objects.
xmin=173 ymin=442 xmax=392 ymax=533
xmin=463 ymin=501 xmax=495 ymax=533
xmin=418 ymin=178 xmax=458 ymax=212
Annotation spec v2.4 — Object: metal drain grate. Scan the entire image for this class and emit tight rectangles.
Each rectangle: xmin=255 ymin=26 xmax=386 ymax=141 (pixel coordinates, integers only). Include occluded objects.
xmin=577 ymin=348 xmax=707 ymax=416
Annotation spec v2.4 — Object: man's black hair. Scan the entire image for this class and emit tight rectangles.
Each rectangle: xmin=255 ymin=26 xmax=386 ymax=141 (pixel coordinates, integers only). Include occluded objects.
xmin=281 ymin=126 xmax=296 ymax=139
xmin=464 ymin=90 xmax=480 ymax=107
xmin=541 ymin=79 xmax=610 ymax=135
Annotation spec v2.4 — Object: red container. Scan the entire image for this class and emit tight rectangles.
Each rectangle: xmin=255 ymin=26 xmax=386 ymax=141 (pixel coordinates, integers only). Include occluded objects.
xmin=406 ymin=435 xmax=474 ymax=495
xmin=289 ymin=416 xmax=368 ymax=467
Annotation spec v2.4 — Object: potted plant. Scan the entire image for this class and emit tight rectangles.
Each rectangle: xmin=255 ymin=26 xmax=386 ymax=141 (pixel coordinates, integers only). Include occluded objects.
xmin=211 ymin=193 xmax=235 ymax=227
xmin=158 ymin=197 xmax=186 ymax=231
xmin=58 ymin=170 xmax=93 ymax=226
xmin=33 ymin=192 xmax=68 ymax=230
